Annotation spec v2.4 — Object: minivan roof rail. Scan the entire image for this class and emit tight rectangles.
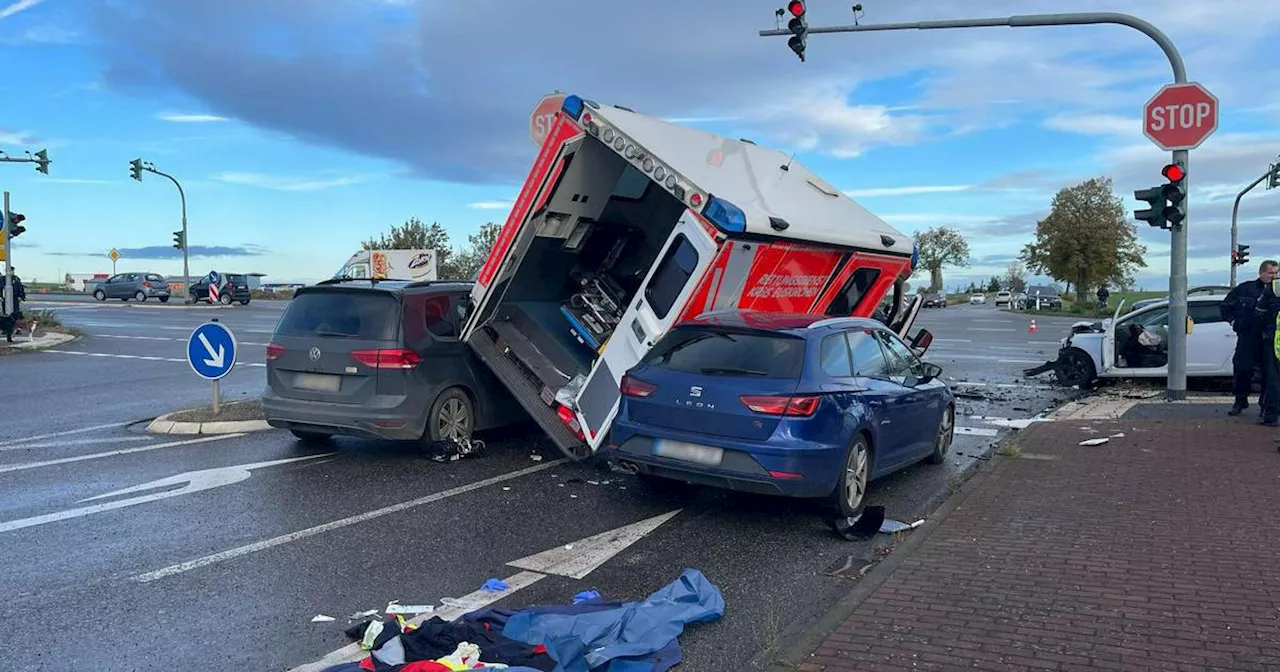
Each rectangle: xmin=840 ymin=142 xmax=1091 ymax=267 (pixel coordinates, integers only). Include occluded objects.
xmin=404 ymin=279 xmax=474 ymax=289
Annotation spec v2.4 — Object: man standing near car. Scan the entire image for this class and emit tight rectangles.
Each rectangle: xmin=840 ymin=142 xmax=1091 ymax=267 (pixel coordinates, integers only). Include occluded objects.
xmin=1223 ymin=260 xmax=1279 ymax=418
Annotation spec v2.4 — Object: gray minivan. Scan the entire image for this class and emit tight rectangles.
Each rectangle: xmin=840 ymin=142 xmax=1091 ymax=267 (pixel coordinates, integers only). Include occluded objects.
xmin=261 ymin=279 xmax=524 ymax=447
xmin=92 ymin=272 xmax=172 ymax=302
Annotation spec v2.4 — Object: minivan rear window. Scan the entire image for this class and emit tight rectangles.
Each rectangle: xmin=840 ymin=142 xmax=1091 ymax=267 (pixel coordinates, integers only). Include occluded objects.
xmin=642 ymin=327 xmax=805 ymax=378
xmin=275 ymin=291 xmax=400 ymax=340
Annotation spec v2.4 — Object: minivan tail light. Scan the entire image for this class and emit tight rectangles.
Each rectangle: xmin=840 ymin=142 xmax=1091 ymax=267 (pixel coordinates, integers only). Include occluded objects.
xmin=740 ymin=394 xmax=822 ymax=417
xmin=351 ymin=349 xmax=421 ymax=369
xmin=620 ymin=374 xmax=657 ymax=398
xmin=265 ymin=342 xmax=285 ymax=360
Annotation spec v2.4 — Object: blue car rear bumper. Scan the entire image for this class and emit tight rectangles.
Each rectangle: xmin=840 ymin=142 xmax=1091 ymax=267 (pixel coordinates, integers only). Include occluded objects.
xmin=606 ymin=419 xmax=845 ymax=499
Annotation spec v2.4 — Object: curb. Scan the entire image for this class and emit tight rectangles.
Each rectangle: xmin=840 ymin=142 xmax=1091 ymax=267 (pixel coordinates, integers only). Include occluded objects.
xmin=147 ymin=410 xmax=273 ymax=435
xmin=0 ymin=331 xmax=80 ymax=353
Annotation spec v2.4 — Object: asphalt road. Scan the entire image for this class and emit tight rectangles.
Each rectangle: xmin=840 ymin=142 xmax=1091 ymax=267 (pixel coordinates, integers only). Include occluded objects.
xmin=0 ymin=297 xmax=1082 ymax=672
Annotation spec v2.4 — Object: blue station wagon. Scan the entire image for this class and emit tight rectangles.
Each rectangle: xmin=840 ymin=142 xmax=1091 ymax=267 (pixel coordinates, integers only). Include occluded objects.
xmin=605 ymin=310 xmax=954 ymax=521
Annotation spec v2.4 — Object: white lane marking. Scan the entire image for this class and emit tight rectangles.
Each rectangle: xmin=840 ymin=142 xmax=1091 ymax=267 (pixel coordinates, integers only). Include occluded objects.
xmin=0 ymin=434 xmax=241 ymax=474
xmin=930 ymin=353 xmax=1042 ymax=364
xmin=132 ymin=459 xmax=569 ymax=583
xmin=0 ymin=422 xmax=132 ymax=447
xmin=970 ymin=328 xmax=1018 ymax=332
xmin=0 ymin=455 xmax=331 ymax=534
xmin=51 ymin=351 xmax=266 ymax=368
xmin=956 ymin=427 xmax=999 ymax=437
xmin=951 ymin=382 xmax=1056 ymax=390
xmin=71 ymin=322 xmax=276 ymax=334
xmin=94 ymin=334 xmax=270 ymax=346
xmin=508 ymin=509 xmax=682 ymax=579
xmin=0 ymin=436 xmax=155 ymax=453
xmin=932 ymin=338 xmax=972 ymax=343
xmin=291 ymin=510 xmax=683 ymax=672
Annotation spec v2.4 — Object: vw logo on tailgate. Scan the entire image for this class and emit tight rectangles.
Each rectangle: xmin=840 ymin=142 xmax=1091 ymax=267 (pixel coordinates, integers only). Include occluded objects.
xmin=308 ymin=347 xmax=322 ymax=362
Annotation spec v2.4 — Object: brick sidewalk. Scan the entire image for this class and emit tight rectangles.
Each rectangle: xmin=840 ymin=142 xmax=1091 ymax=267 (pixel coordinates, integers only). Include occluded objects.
xmin=794 ymin=414 xmax=1280 ymax=671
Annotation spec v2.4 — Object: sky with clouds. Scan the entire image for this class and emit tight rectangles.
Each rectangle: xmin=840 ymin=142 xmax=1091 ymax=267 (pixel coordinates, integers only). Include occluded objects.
xmin=1 ymin=0 xmax=1278 ymax=289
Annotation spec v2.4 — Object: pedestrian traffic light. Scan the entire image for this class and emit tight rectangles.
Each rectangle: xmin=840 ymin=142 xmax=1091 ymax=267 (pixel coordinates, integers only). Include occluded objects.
xmin=34 ymin=149 xmax=49 ymax=175
xmin=1235 ymin=243 xmax=1250 ymax=267
xmin=1133 ymin=185 xmax=1167 ymax=229
xmin=1160 ymin=162 xmax=1187 ymax=229
xmin=786 ymin=1 xmax=807 ymax=62
xmin=4 ymin=212 xmax=26 ymax=239
xmin=172 ymin=230 xmax=185 ymax=250
xmin=130 ymin=158 xmax=144 ymax=182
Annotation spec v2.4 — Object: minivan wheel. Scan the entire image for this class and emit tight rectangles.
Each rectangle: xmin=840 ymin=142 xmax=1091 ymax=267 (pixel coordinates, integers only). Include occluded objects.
xmin=134 ymin=291 xmax=147 ymax=302
xmin=429 ymin=388 xmax=473 ymax=445
xmin=927 ymin=404 xmax=955 ymax=465
xmin=829 ymin=434 xmax=870 ymax=519
xmin=93 ymin=290 xmax=105 ymax=301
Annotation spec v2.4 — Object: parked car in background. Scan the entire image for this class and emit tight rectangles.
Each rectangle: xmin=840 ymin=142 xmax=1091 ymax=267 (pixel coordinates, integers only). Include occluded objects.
xmin=1021 ymin=285 xmax=1064 ymax=311
xmin=922 ymin=292 xmax=947 ymax=308
xmin=262 ymin=279 xmax=525 ymax=448
xmin=605 ymin=310 xmax=951 ymax=526
xmin=994 ymin=291 xmax=1012 ymax=307
xmin=189 ymin=272 xmax=252 ymax=305
xmin=91 ymin=272 xmax=171 ymax=302
xmin=969 ymin=293 xmax=987 ymax=305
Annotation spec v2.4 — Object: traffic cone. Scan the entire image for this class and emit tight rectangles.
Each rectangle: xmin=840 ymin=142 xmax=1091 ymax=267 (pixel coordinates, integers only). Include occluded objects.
xmin=1029 ymin=319 xmax=1038 ymax=334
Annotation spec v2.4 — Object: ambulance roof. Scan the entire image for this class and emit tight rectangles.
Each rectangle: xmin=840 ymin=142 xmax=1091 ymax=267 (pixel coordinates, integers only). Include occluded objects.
xmin=583 ymin=99 xmax=913 ymax=258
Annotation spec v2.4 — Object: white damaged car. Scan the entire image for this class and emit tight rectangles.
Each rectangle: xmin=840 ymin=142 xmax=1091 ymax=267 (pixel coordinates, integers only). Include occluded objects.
xmin=1023 ymin=296 xmax=1236 ymax=387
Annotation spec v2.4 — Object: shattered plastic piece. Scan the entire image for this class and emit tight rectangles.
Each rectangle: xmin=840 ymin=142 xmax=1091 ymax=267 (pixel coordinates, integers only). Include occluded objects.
xmin=573 ymin=590 xmax=601 ymax=604
xmin=880 ymin=518 xmax=925 ymax=534
xmin=555 ymin=374 xmax=588 ymax=410
xmin=531 ymin=454 xmax=544 ymax=462
xmin=570 ymin=494 xmax=579 ymax=498
xmin=832 ymin=506 xmax=886 ymax=541
xmin=1110 ymin=432 xmax=1126 ymax=438
xmin=481 ymin=578 xmax=510 ymax=592
xmin=564 ymin=544 xmax=574 ymax=550
xmin=311 ymin=614 xmax=336 ymax=623
xmin=385 ymin=603 xmax=435 ymax=615
xmin=1079 ymin=438 xmax=1109 ymax=446
xmin=348 ymin=608 xmax=379 ymax=620
xmin=587 ymin=480 xmax=600 ymax=486
xmin=502 ymin=486 xmax=512 ymax=491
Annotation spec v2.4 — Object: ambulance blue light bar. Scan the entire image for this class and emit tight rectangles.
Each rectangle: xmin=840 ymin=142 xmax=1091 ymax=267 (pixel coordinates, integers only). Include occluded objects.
xmin=703 ymin=196 xmax=746 ymax=233
xmin=561 ymin=95 xmax=585 ymax=121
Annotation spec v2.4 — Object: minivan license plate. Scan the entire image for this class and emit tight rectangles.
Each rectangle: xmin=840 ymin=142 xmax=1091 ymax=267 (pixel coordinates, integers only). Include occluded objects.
xmin=653 ymin=439 xmax=723 ymax=466
xmin=294 ymin=373 xmax=341 ymax=392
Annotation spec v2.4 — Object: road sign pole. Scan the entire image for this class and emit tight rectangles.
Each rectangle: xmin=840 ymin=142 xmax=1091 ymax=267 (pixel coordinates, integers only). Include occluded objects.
xmin=212 ymin=379 xmax=221 ymax=415
xmin=3 ymin=191 xmax=12 ymax=317
xmin=759 ymin=10 xmax=1191 ymax=399
xmin=1230 ymin=163 xmax=1280 ymax=286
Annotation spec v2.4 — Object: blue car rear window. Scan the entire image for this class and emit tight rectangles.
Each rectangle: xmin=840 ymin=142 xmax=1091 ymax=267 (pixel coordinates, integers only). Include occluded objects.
xmin=642 ymin=328 xmax=805 ymax=378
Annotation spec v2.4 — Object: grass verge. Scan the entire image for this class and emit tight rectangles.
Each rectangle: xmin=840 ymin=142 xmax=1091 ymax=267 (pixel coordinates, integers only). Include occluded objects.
xmin=166 ymin=398 xmax=264 ymax=423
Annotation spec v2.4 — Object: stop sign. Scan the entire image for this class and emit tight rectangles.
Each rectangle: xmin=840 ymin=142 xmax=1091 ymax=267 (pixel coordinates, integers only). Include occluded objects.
xmin=529 ymin=93 xmax=567 ymax=147
xmin=1143 ymin=82 xmax=1219 ymax=151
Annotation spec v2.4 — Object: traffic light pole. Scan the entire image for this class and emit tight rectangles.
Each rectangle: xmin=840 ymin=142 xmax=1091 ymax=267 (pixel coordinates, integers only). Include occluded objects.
xmin=149 ymin=168 xmax=191 ymax=304
xmin=760 ymin=11 xmax=1192 ymax=399
xmin=1230 ymin=163 xmax=1280 ymax=286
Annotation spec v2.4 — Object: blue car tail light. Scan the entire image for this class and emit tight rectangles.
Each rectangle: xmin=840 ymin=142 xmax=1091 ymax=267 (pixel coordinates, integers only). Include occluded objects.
xmin=703 ymin=195 xmax=747 ymax=233
xmin=739 ymin=394 xmax=821 ymax=417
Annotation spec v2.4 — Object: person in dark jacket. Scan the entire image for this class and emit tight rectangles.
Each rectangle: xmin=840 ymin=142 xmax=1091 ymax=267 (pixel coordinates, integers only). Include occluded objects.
xmin=1221 ymin=260 xmax=1278 ymax=417
xmin=1257 ymin=277 xmax=1280 ymax=426
xmin=1097 ymin=285 xmax=1110 ymax=311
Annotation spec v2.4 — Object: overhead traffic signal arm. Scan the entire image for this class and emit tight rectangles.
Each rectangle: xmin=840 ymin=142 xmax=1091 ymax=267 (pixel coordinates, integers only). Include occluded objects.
xmin=130 ymin=158 xmax=145 ymax=181
xmin=34 ymin=149 xmax=50 ymax=175
xmin=786 ymin=1 xmax=807 ymax=62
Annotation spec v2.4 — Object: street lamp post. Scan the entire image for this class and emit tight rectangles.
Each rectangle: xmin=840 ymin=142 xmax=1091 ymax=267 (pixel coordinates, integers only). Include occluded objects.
xmin=1229 ymin=161 xmax=1280 ymax=286
xmin=760 ymin=11 xmax=1192 ymax=400
xmin=130 ymin=159 xmax=191 ymax=304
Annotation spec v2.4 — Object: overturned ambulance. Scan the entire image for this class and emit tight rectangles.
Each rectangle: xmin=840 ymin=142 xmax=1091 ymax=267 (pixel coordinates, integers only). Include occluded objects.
xmin=460 ymin=94 xmax=924 ymax=460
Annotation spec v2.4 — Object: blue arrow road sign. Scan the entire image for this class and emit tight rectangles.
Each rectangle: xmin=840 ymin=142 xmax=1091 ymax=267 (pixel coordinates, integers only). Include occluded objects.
xmin=187 ymin=321 xmax=237 ymax=381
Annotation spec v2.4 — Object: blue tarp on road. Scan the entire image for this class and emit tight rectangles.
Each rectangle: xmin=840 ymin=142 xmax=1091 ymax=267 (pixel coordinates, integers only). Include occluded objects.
xmin=498 ymin=568 xmax=725 ymax=672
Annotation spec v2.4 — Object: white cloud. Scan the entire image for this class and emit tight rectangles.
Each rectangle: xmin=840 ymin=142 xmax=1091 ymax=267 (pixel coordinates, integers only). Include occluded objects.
xmin=0 ymin=0 xmax=45 ymax=20
xmin=1043 ymin=114 xmax=1140 ymax=136
xmin=750 ymin=81 xmax=931 ymax=159
xmin=212 ymin=172 xmax=374 ymax=191
xmin=0 ymin=130 xmax=36 ymax=145
xmin=845 ymin=185 xmax=973 ymax=198
xmin=156 ymin=112 xmax=229 ymax=123
xmin=467 ymin=201 xmax=513 ymax=210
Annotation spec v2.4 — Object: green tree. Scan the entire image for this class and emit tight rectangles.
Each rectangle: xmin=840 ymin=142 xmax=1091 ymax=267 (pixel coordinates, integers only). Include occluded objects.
xmin=914 ymin=226 xmax=971 ymax=292
xmin=1003 ymin=261 xmax=1027 ymax=293
xmin=443 ymin=222 xmax=502 ymax=280
xmin=1019 ymin=177 xmax=1147 ymax=303
xmin=985 ymin=276 xmax=1002 ymax=293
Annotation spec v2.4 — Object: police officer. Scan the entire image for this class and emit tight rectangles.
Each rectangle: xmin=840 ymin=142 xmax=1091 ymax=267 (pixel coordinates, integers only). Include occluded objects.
xmin=1221 ymin=260 xmax=1279 ymax=417
xmin=1255 ymin=274 xmax=1280 ymax=427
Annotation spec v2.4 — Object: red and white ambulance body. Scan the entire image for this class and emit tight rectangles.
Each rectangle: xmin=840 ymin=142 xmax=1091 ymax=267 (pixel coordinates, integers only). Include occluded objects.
xmin=461 ymin=94 xmax=923 ymax=460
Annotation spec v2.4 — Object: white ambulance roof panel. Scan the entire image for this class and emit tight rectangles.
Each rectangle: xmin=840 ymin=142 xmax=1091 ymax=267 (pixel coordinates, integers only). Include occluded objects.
xmin=590 ymin=103 xmax=912 ymax=257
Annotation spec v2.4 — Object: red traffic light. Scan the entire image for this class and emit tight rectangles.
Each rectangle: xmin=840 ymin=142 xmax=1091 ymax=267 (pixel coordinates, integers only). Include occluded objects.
xmin=7 ymin=213 xmax=24 ymax=225
xmin=787 ymin=0 xmax=805 ymax=17
xmin=1162 ymin=163 xmax=1185 ymax=182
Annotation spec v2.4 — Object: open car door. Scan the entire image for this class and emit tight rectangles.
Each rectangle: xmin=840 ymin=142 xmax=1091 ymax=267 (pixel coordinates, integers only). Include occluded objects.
xmin=1100 ymin=299 xmax=1127 ymax=373
xmin=890 ymin=292 xmax=930 ymax=357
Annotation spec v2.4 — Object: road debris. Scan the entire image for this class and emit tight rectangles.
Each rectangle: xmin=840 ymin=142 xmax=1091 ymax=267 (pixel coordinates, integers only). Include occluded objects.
xmin=1079 ymin=437 xmax=1110 ymax=446
xmin=480 ymin=578 xmax=509 ymax=592
xmin=832 ymin=506 xmax=886 ymax=541
xmin=310 ymin=614 xmax=335 ymax=623
xmin=823 ymin=555 xmax=876 ymax=580
xmin=347 ymin=608 xmax=379 ymax=620
xmin=385 ymin=602 xmax=434 ymax=615
xmin=880 ymin=518 xmax=925 ymax=534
